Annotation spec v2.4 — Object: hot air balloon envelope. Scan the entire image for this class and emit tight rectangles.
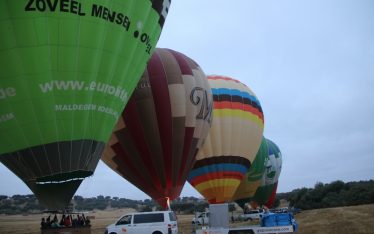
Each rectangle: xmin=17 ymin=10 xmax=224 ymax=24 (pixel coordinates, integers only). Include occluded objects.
xmin=0 ymin=0 xmax=171 ymax=209
xmin=188 ymin=76 xmax=264 ymax=204
xmin=253 ymin=139 xmax=282 ymax=205
xmin=102 ymin=48 xmax=213 ymax=209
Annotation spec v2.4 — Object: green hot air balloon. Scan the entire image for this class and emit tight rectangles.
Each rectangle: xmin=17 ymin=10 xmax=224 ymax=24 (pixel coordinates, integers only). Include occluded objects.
xmin=253 ymin=138 xmax=282 ymax=206
xmin=0 ymin=0 xmax=171 ymax=209
xmin=232 ymin=137 xmax=268 ymax=208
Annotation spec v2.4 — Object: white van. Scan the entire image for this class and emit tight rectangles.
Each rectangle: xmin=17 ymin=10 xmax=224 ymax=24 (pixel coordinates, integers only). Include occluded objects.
xmin=239 ymin=209 xmax=265 ymax=221
xmin=192 ymin=212 xmax=209 ymax=225
xmin=105 ymin=211 xmax=178 ymax=234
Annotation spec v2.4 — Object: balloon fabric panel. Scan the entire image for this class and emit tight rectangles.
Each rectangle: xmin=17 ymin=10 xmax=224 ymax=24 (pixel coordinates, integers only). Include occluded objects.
xmin=102 ymin=48 xmax=212 ymax=209
xmin=0 ymin=0 xmax=171 ymax=209
xmin=188 ymin=76 xmax=264 ymax=204
xmin=265 ymin=182 xmax=278 ymax=208
xmin=233 ymin=137 xmax=268 ymax=207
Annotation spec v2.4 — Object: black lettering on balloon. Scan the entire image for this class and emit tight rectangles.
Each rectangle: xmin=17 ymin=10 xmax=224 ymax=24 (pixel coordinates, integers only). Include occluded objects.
xmin=190 ymin=87 xmax=202 ymax=105
xmin=190 ymin=87 xmax=213 ymax=123
xmin=47 ymin=0 xmax=59 ymax=11
xmin=116 ymin=13 xmax=124 ymax=24
xmin=24 ymin=0 xmax=85 ymax=15
xmin=36 ymin=0 xmax=47 ymax=11
xmin=25 ymin=0 xmax=36 ymax=11
xmin=60 ymin=0 xmax=69 ymax=12
xmin=91 ymin=4 xmax=130 ymax=31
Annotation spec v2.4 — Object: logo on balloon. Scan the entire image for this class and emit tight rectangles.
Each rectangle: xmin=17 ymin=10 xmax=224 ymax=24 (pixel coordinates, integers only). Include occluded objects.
xmin=190 ymin=87 xmax=213 ymax=122
xmin=265 ymin=158 xmax=276 ymax=184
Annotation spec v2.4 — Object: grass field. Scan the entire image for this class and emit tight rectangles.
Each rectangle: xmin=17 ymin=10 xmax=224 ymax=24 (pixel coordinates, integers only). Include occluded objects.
xmin=0 ymin=204 xmax=373 ymax=234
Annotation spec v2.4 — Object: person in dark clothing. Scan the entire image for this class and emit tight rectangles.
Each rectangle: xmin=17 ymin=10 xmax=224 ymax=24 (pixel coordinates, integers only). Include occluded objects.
xmin=77 ymin=214 xmax=82 ymax=226
xmin=71 ymin=215 xmax=78 ymax=226
xmin=81 ymin=214 xmax=90 ymax=226
xmin=51 ymin=215 xmax=61 ymax=228
xmin=53 ymin=214 xmax=58 ymax=223
xmin=85 ymin=216 xmax=91 ymax=226
xmin=46 ymin=215 xmax=51 ymax=227
xmin=41 ymin=218 xmax=48 ymax=229
xmin=59 ymin=215 xmax=65 ymax=226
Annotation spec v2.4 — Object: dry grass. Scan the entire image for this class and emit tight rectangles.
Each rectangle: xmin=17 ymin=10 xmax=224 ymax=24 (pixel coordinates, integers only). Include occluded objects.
xmin=0 ymin=204 xmax=373 ymax=234
xmin=294 ymin=204 xmax=374 ymax=234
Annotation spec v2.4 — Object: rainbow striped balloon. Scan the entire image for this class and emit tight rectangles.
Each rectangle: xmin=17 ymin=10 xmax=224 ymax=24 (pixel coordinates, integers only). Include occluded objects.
xmin=188 ymin=76 xmax=264 ymax=203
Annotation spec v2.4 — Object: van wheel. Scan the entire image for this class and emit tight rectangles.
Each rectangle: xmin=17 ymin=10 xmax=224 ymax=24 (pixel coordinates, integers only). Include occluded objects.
xmin=109 ymin=232 xmax=117 ymax=234
xmin=152 ymin=231 xmax=162 ymax=234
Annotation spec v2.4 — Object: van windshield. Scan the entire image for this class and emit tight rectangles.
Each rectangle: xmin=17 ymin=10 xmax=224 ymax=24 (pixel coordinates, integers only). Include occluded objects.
xmin=116 ymin=215 xmax=132 ymax=225
xmin=133 ymin=213 xmax=164 ymax=224
xmin=169 ymin=212 xmax=177 ymax=221
xmin=248 ymin=210 xmax=259 ymax=214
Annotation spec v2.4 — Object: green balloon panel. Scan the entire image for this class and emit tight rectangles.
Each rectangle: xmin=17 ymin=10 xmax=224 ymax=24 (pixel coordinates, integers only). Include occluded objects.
xmin=0 ymin=0 xmax=164 ymax=153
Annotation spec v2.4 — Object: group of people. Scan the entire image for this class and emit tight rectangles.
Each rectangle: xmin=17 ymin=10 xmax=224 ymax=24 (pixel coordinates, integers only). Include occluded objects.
xmin=40 ymin=213 xmax=90 ymax=229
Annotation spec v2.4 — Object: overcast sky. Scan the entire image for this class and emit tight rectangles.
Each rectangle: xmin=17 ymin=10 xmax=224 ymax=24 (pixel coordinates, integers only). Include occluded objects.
xmin=1 ymin=0 xmax=373 ymax=200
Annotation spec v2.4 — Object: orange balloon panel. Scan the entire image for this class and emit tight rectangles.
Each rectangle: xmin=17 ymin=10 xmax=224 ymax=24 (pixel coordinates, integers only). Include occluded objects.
xmin=188 ymin=76 xmax=264 ymax=203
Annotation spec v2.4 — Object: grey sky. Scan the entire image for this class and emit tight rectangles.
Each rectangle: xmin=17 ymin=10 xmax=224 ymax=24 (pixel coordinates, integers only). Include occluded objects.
xmin=1 ymin=0 xmax=373 ymax=200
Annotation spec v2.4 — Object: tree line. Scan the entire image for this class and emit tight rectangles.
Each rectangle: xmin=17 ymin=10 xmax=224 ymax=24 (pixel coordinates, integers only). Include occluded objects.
xmin=0 ymin=180 xmax=373 ymax=214
xmin=277 ymin=180 xmax=374 ymax=210
xmin=0 ymin=194 xmax=208 ymax=215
